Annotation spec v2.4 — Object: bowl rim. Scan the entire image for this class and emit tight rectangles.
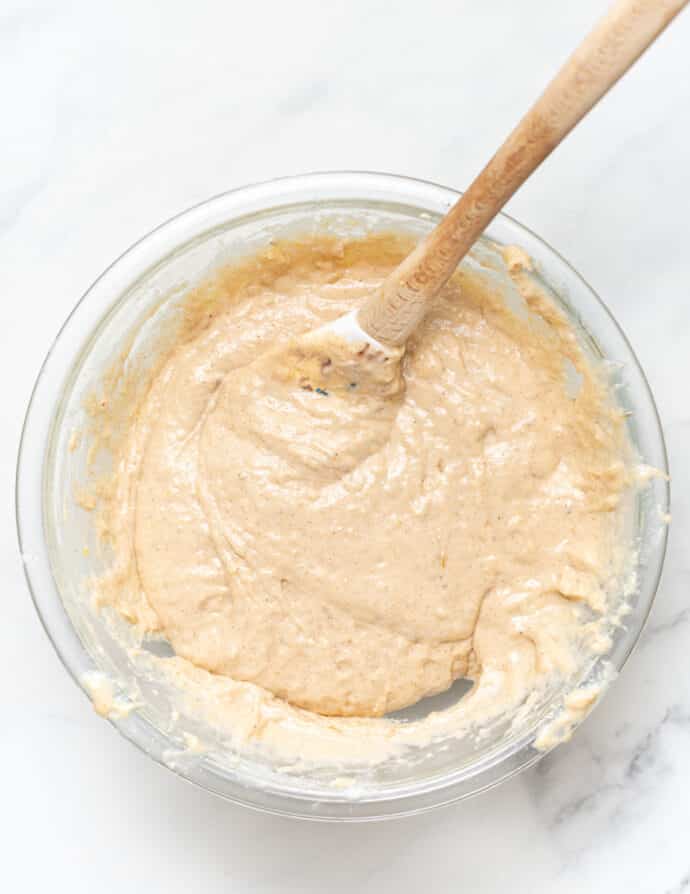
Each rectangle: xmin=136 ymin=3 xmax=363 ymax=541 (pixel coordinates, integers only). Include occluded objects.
xmin=15 ymin=170 xmax=670 ymax=821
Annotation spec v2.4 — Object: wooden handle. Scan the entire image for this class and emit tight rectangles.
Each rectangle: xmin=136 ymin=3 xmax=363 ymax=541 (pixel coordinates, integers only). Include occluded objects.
xmin=358 ymin=0 xmax=687 ymax=346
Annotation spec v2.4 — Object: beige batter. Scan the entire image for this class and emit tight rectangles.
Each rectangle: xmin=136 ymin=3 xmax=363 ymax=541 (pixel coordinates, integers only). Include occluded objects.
xmin=98 ymin=233 xmax=631 ymax=759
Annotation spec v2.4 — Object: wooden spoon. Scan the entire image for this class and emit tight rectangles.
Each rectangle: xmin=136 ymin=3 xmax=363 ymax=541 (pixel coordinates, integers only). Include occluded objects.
xmin=325 ymin=0 xmax=687 ymax=353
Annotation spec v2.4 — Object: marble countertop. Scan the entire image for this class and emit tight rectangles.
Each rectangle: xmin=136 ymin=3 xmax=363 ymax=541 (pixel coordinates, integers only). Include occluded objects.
xmin=3 ymin=0 xmax=689 ymax=890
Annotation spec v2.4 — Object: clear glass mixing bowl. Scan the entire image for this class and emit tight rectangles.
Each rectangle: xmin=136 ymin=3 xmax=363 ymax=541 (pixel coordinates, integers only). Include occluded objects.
xmin=16 ymin=172 xmax=669 ymax=820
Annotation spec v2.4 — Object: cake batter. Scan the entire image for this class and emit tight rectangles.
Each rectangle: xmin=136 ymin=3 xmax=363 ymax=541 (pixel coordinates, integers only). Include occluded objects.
xmin=99 ymin=233 xmax=629 ymax=752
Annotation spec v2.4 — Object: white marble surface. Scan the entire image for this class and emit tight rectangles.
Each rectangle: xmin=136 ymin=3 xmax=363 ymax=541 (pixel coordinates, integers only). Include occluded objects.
xmin=2 ymin=0 xmax=689 ymax=890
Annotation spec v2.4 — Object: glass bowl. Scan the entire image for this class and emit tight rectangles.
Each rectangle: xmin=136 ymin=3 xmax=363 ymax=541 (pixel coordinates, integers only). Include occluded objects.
xmin=16 ymin=172 xmax=669 ymax=820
